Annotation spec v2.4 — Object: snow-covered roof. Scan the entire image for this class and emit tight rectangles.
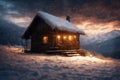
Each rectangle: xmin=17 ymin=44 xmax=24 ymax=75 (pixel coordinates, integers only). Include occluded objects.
xmin=37 ymin=11 xmax=85 ymax=34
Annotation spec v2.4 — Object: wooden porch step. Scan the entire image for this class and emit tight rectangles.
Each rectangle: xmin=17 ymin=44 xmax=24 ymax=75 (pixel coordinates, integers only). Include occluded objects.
xmin=46 ymin=50 xmax=80 ymax=56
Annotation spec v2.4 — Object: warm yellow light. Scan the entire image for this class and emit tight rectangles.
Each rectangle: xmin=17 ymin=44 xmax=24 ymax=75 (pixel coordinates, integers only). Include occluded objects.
xmin=68 ymin=35 xmax=72 ymax=41
xmin=43 ymin=36 xmax=48 ymax=44
xmin=74 ymin=35 xmax=76 ymax=39
xmin=57 ymin=35 xmax=61 ymax=39
xmin=70 ymin=56 xmax=107 ymax=63
xmin=63 ymin=36 xmax=67 ymax=39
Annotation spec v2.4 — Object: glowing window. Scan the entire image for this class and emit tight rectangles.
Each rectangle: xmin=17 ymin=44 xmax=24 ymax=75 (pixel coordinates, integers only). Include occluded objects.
xmin=43 ymin=36 xmax=48 ymax=44
xmin=63 ymin=36 xmax=67 ymax=40
xmin=74 ymin=35 xmax=76 ymax=39
xmin=57 ymin=35 xmax=61 ymax=40
xmin=68 ymin=35 xmax=72 ymax=41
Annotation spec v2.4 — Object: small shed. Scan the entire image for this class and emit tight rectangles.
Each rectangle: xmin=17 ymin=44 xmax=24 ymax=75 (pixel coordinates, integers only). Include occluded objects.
xmin=22 ymin=11 xmax=85 ymax=53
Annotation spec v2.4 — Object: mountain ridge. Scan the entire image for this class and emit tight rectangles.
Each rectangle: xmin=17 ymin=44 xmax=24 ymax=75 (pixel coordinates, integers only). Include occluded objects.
xmin=0 ymin=18 xmax=25 ymax=45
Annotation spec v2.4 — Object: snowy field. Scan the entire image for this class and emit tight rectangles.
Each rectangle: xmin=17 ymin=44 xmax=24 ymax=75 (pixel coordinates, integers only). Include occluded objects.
xmin=0 ymin=46 xmax=120 ymax=80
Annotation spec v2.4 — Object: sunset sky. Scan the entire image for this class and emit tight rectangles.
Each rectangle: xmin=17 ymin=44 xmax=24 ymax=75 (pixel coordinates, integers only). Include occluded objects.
xmin=0 ymin=0 xmax=120 ymax=35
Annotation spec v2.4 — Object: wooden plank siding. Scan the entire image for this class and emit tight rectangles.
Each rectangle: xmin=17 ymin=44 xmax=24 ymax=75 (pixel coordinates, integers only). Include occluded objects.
xmin=22 ymin=15 xmax=81 ymax=53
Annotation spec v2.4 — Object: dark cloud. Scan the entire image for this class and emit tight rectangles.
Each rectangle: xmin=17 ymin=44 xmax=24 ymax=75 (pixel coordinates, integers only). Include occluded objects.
xmin=0 ymin=0 xmax=120 ymax=28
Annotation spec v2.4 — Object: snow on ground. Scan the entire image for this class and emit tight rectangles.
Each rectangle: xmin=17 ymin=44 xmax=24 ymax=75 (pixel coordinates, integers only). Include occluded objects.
xmin=0 ymin=46 xmax=120 ymax=80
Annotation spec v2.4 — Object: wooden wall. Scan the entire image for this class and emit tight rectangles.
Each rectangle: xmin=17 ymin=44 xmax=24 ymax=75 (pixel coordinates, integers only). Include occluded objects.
xmin=30 ymin=16 xmax=80 ymax=52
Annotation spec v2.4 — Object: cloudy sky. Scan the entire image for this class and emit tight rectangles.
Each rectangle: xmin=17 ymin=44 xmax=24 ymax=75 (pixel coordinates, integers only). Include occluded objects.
xmin=0 ymin=0 xmax=120 ymax=35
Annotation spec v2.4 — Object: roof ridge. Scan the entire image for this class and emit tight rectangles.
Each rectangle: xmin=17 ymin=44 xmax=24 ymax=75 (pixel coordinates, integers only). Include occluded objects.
xmin=37 ymin=11 xmax=85 ymax=34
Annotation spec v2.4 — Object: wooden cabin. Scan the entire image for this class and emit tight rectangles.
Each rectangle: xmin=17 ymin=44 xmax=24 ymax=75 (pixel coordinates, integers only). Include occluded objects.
xmin=22 ymin=11 xmax=85 ymax=53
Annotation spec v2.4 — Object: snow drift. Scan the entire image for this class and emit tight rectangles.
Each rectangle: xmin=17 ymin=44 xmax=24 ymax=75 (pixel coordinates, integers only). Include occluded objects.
xmin=0 ymin=46 xmax=120 ymax=80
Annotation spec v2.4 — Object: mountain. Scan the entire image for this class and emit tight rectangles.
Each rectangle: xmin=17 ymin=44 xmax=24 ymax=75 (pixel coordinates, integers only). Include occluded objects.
xmin=83 ymin=36 xmax=120 ymax=59
xmin=81 ymin=30 xmax=120 ymax=58
xmin=81 ymin=30 xmax=120 ymax=46
xmin=0 ymin=19 xmax=25 ymax=45
xmin=99 ymin=30 xmax=120 ymax=43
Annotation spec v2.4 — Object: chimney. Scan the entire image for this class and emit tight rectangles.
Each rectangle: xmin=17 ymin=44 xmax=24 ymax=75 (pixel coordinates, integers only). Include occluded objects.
xmin=66 ymin=15 xmax=70 ymax=22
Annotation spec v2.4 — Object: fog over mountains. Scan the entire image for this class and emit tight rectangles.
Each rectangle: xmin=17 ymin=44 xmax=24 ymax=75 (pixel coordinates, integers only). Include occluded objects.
xmin=81 ymin=30 xmax=120 ymax=45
